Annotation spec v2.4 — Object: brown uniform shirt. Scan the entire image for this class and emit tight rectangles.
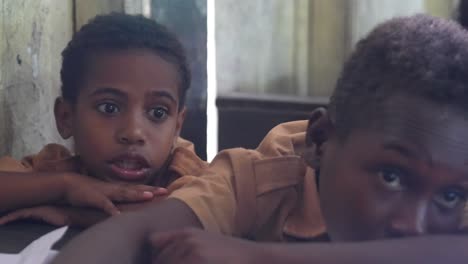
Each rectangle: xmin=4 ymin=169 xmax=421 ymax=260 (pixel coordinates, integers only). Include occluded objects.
xmin=0 ymin=137 xmax=207 ymax=187
xmin=169 ymin=120 xmax=327 ymax=241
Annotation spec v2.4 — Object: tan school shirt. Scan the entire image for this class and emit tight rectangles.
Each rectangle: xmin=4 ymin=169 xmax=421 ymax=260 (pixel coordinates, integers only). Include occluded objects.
xmin=169 ymin=120 xmax=327 ymax=241
xmin=0 ymin=138 xmax=207 ymax=188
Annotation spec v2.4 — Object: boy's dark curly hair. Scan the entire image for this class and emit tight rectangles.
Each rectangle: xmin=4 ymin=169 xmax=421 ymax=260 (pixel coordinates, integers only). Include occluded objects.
xmin=61 ymin=13 xmax=190 ymax=109
xmin=329 ymin=14 xmax=468 ymax=138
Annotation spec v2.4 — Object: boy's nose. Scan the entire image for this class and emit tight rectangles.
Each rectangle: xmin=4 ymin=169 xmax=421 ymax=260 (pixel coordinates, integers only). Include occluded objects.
xmin=387 ymin=202 xmax=428 ymax=238
xmin=116 ymin=116 xmax=146 ymax=145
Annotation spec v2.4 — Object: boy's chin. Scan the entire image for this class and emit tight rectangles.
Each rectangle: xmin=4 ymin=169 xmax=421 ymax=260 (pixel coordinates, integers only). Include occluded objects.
xmin=92 ymin=170 xmax=153 ymax=185
xmin=327 ymin=229 xmax=384 ymax=242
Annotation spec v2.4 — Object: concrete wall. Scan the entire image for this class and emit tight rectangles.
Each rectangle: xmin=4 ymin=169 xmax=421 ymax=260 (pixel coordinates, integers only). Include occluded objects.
xmin=215 ymin=0 xmax=313 ymax=96
xmin=0 ymin=0 xmax=73 ymax=158
xmin=349 ymin=0 xmax=458 ymax=47
xmin=215 ymin=0 xmax=459 ymax=97
xmin=75 ymin=0 xmax=124 ymax=29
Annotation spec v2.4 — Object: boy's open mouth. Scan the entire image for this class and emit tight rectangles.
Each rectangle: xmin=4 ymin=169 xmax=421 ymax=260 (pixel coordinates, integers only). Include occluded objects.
xmin=108 ymin=154 xmax=151 ymax=181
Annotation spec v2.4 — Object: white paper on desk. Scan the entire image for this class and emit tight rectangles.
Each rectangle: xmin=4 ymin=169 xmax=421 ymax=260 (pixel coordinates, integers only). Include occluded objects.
xmin=0 ymin=226 xmax=68 ymax=264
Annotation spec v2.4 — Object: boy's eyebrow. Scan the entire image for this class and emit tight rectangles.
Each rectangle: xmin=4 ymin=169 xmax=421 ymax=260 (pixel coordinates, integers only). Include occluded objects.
xmin=382 ymin=140 xmax=435 ymax=165
xmin=382 ymin=141 xmax=417 ymax=159
xmin=89 ymin=87 xmax=127 ymax=98
xmin=147 ymin=90 xmax=177 ymax=104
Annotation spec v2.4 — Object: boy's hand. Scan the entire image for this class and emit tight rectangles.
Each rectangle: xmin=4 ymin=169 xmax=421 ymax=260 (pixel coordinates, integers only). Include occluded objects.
xmin=150 ymin=228 xmax=264 ymax=264
xmin=116 ymin=194 xmax=168 ymax=212
xmin=0 ymin=205 xmax=72 ymax=226
xmin=0 ymin=196 xmax=169 ymax=227
xmin=62 ymin=173 xmax=168 ymax=215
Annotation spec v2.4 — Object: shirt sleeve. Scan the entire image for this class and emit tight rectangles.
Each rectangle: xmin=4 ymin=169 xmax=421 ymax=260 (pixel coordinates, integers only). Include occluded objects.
xmin=168 ymin=121 xmax=310 ymax=238
xmin=0 ymin=144 xmax=73 ymax=173
xmin=168 ymin=149 xmax=247 ymax=235
xmin=0 ymin=156 xmax=31 ymax=172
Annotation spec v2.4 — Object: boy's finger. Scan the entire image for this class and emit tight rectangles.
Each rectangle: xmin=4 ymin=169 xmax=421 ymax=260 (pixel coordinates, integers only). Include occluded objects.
xmin=94 ymin=197 xmax=120 ymax=216
xmin=152 ymin=187 xmax=169 ymax=196
xmin=152 ymin=236 xmax=188 ymax=264
xmin=108 ymin=188 xmax=154 ymax=202
xmin=133 ymin=185 xmax=167 ymax=196
xmin=134 ymin=185 xmax=160 ymax=191
xmin=0 ymin=209 xmax=36 ymax=225
xmin=0 ymin=213 xmax=19 ymax=225
xmin=149 ymin=232 xmax=176 ymax=250
xmin=149 ymin=229 xmax=190 ymax=249
xmin=38 ymin=214 xmax=68 ymax=226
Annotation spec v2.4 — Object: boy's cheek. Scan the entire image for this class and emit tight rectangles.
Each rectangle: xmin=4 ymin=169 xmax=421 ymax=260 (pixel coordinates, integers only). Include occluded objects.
xmin=325 ymin=206 xmax=386 ymax=241
xmin=323 ymin=201 xmax=379 ymax=241
xmin=74 ymin=118 xmax=114 ymax=142
xmin=320 ymin=176 xmax=388 ymax=241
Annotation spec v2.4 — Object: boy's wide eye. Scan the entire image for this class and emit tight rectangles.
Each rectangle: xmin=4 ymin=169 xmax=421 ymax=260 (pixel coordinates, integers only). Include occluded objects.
xmin=148 ymin=107 xmax=168 ymax=120
xmin=434 ymin=190 xmax=466 ymax=210
xmin=97 ymin=103 xmax=119 ymax=114
xmin=377 ymin=168 xmax=404 ymax=191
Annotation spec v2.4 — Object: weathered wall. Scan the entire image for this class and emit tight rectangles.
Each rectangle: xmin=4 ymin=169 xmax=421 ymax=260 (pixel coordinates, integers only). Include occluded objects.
xmin=215 ymin=0 xmax=459 ymax=97
xmin=0 ymin=0 xmax=73 ymax=158
xmin=75 ymin=0 xmax=124 ymax=29
xmin=349 ymin=0 xmax=458 ymax=48
xmin=215 ymin=0 xmax=314 ymax=96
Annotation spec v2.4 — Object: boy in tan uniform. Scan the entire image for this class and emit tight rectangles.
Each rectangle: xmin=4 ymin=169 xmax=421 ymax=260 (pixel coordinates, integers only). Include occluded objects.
xmin=0 ymin=13 xmax=206 ymax=227
xmin=54 ymin=15 xmax=468 ymax=263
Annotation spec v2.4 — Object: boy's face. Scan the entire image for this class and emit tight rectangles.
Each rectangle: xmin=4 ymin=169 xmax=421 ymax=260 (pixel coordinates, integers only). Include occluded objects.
xmin=307 ymin=96 xmax=468 ymax=242
xmin=55 ymin=49 xmax=185 ymax=184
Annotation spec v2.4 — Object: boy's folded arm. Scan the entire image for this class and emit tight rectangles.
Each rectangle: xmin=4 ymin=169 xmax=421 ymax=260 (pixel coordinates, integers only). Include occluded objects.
xmin=0 ymin=170 xmax=163 ymax=216
xmin=56 ymin=205 xmax=468 ymax=264
xmin=0 ymin=195 xmax=168 ymax=227
xmin=260 ymin=236 xmax=468 ymax=264
xmin=66 ymin=196 xmax=170 ymax=227
xmin=146 ymin=226 xmax=468 ymax=264
xmin=52 ymin=198 xmax=202 ymax=264
xmin=0 ymin=171 xmax=68 ymax=214
xmin=0 ymin=205 xmax=107 ymax=227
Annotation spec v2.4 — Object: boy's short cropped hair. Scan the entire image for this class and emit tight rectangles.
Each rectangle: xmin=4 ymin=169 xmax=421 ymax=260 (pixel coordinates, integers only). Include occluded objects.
xmin=329 ymin=14 xmax=468 ymax=138
xmin=60 ymin=13 xmax=190 ymax=109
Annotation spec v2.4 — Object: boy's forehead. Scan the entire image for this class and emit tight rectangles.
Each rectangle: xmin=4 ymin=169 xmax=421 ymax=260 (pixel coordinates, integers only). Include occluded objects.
xmin=352 ymin=96 xmax=468 ymax=167
xmin=81 ymin=49 xmax=180 ymax=100
xmin=374 ymin=95 xmax=465 ymax=133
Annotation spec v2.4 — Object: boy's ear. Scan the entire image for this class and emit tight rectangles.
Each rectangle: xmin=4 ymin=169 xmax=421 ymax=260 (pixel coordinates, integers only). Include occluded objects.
xmin=304 ymin=108 xmax=335 ymax=169
xmin=174 ymin=106 xmax=187 ymax=142
xmin=54 ymin=97 xmax=74 ymax=139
